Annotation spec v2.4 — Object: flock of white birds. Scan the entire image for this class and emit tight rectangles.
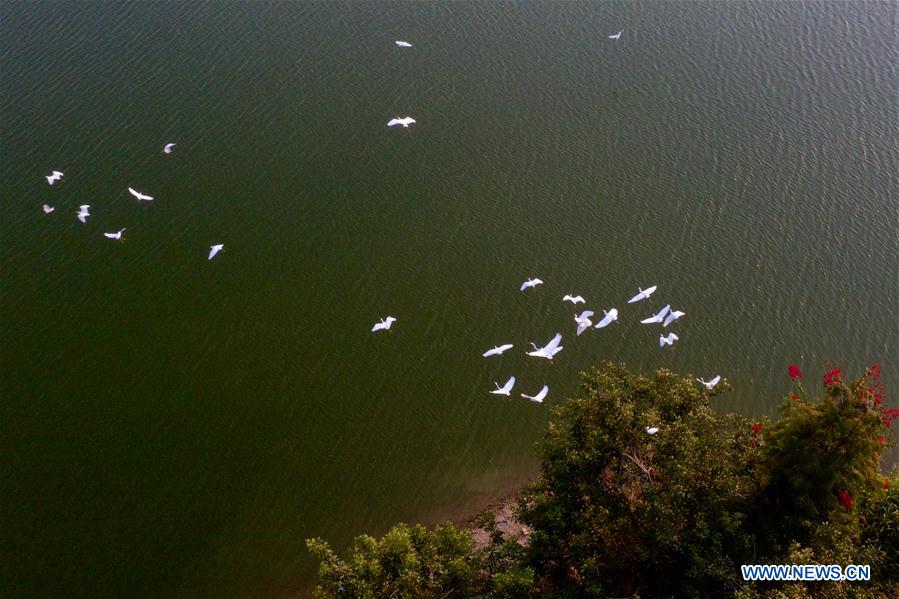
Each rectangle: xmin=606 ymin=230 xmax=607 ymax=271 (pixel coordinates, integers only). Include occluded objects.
xmin=41 ymin=152 xmax=224 ymax=261
xmin=371 ymin=34 xmax=721 ymax=427
xmin=375 ymin=275 xmax=721 ymax=417
xmin=43 ymin=35 xmax=719 ymax=434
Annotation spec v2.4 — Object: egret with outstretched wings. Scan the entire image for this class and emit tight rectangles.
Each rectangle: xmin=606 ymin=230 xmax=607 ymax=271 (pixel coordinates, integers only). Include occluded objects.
xmin=371 ymin=316 xmax=397 ymax=332
xmin=208 ymin=244 xmax=224 ymax=260
xmin=521 ymin=385 xmax=548 ymax=403
xmin=697 ymin=375 xmax=721 ymax=390
xmin=527 ymin=333 xmax=563 ymax=359
xmin=628 ymin=286 xmax=657 ymax=303
xmin=575 ymin=310 xmax=594 ymax=336
xmin=490 ymin=376 xmax=516 ymax=396
xmin=659 ymin=333 xmax=679 ymax=347
xmin=663 ymin=309 xmax=685 ymax=327
xmin=128 ymin=187 xmax=154 ymax=201
xmin=483 ymin=344 xmax=514 ymax=357
xmin=594 ymin=308 xmax=619 ymax=329
xmin=520 ymin=278 xmax=543 ymax=291
xmin=641 ymin=305 xmax=671 ymax=324
xmin=387 ymin=117 xmax=416 ymax=127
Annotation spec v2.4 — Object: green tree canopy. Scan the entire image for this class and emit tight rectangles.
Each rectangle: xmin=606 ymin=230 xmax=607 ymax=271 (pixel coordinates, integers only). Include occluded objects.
xmin=309 ymin=362 xmax=897 ymax=598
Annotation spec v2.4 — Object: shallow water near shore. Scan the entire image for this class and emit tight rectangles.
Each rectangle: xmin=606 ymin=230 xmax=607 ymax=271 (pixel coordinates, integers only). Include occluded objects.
xmin=1 ymin=1 xmax=897 ymax=596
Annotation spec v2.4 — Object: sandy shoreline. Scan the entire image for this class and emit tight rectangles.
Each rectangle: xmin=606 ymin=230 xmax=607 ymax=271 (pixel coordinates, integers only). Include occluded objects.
xmin=467 ymin=491 xmax=530 ymax=549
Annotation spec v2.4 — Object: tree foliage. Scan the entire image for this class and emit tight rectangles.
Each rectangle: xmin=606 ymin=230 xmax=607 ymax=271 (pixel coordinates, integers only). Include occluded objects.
xmin=306 ymin=520 xmax=531 ymax=598
xmin=308 ymin=362 xmax=897 ymax=598
xmin=518 ymin=362 xmax=759 ymax=597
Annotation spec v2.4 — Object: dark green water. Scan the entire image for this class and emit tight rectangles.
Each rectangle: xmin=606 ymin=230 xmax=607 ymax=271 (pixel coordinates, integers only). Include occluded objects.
xmin=2 ymin=1 xmax=896 ymax=596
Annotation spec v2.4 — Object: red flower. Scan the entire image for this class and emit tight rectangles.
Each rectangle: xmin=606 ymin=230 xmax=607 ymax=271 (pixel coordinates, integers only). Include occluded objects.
xmin=788 ymin=364 xmax=803 ymax=380
xmin=752 ymin=423 xmax=762 ymax=435
xmin=866 ymin=363 xmax=881 ymax=381
xmin=871 ymin=384 xmax=884 ymax=405
xmin=837 ymin=489 xmax=854 ymax=510
xmin=790 ymin=393 xmax=799 ymax=401
xmin=885 ymin=480 xmax=890 ymax=490
xmin=823 ymin=367 xmax=844 ymax=387
xmin=882 ymin=408 xmax=899 ymax=428
xmin=878 ymin=436 xmax=886 ymax=445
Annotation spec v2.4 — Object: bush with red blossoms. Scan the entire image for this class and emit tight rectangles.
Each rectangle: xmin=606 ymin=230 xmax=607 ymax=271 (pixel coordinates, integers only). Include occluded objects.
xmin=882 ymin=407 xmax=899 ymax=428
xmin=752 ymin=365 xmax=896 ymax=554
xmin=822 ymin=365 xmax=844 ymax=387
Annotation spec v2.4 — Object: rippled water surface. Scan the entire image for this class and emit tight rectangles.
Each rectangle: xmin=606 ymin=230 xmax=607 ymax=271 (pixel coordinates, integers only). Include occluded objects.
xmin=2 ymin=1 xmax=897 ymax=596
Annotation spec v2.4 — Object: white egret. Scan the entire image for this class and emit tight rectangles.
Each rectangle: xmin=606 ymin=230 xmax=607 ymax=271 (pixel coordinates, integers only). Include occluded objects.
xmin=563 ymin=294 xmax=586 ymax=305
xmin=520 ymin=278 xmax=543 ymax=291
xmin=628 ymin=286 xmax=657 ymax=303
xmin=371 ymin=316 xmax=397 ymax=332
xmin=208 ymin=244 xmax=224 ymax=260
xmin=659 ymin=332 xmax=679 ymax=347
xmin=483 ymin=344 xmax=514 ymax=357
xmin=46 ymin=171 xmax=63 ymax=185
xmin=663 ymin=309 xmax=685 ymax=327
xmin=646 ymin=426 xmax=659 ymax=435
xmin=697 ymin=375 xmax=721 ymax=390
xmin=76 ymin=205 xmax=90 ymax=223
xmin=128 ymin=187 xmax=154 ymax=202
xmin=609 ymin=31 xmax=623 ymax=40
xmin=640 ymin=304 xmax=671 ymax=324
xmin=594 ymin=308 xmax=619 ymax=329
xmin=42 ymin=204 xmax=55 ymax=214
xmin=574 ymin=310 xmax=594 ymax=336
xmin=490 ymin=376 xmax=516 ymax=396
xmin=395 ymin=40 xmax=413 ymax=47
xmin=163 ymin=143 xmax=176 ymax=154
xmin=104 ymin=228 xmax=126 ymax=241
xmin=521 ymin=385 xmax=548 ymax=403
xmin=387 ymin=117 xmax=416 ymax=127
xmin=527 ymin=333 xmax=563 ymax=359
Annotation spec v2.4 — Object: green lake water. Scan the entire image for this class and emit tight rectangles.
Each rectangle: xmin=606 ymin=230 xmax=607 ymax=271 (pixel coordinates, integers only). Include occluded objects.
xmin=2 ymin=1 xmax=897 ymax=596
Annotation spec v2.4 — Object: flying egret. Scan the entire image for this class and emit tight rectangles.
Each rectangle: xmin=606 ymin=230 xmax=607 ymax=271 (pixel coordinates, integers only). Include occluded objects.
xmin=42 ymin=204 xmax=55 ymax=214
xmin=594 ymin=308 xmax=619 ymax=329
xmin=483 ymin=344 xmax=514 ymax=357
xmin=76 ymin=205 xmax=90 ymax=223
xmin=563 ymin=294 xmax=586 ymax=305
xmin=663 ymin=309 xmax=685 ymax=327
xmin=697 ymin=375 xmax=721 ymax=390
xmin=527 ymin=333 xmax=563 ymax=359
xmin=659 ymin=332 xmax=679 ymax=347
xmin=609 ymin=31 xmax=623 ymax=40
xmin=640 ymin=304 xmax=671 ymax=324
xmin=104 ymin=228 xmax=126 ymax=241
xmin=128 ymin=187 xmax=154 ymax=201
xmin=646 ymin=426 xmax=659 ymax=435
xmin=574 ymin=310 xmax=594 ymax=336
xmin=521 ymin=385 xmax=549 ymax=403
xmin=490 ymin=376 xmax=516 ymax=396
xmin=208 ymin=244 xmax=224 ymax=260
xmin=520 ymin=278 xmax=543 ymax=291
xmin=371 ymin=316 xmax=397 ymax=332
xmin=395 ymin=40 xmax=413 ymax=47
xmin=163 ymin=143 xmax=176 ymax=154
xmin=46 ymin=171 xmax=63 ymax=185
xmin=387 ymin=117 xmax=416 ymax=127
xmin=628 ymin=286 xmax=657 ymax=303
